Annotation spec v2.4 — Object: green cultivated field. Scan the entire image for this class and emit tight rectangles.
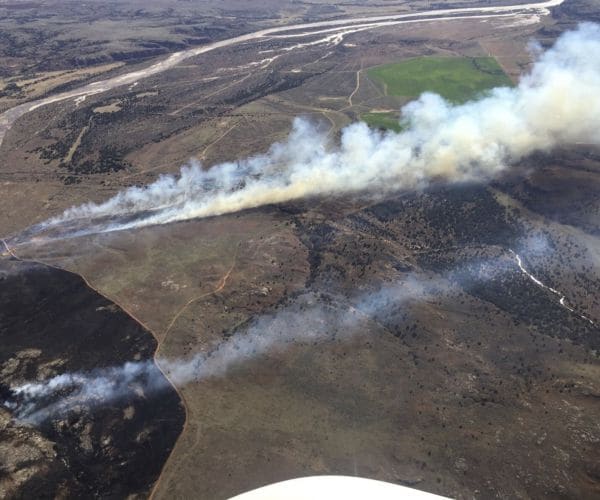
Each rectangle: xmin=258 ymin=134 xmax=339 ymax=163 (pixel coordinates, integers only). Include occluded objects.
xmin=368 ymin=56 xmax=513 ymax=103
xmin=362 ymin=56 xmax=513 ymax=131
xmin=361 ymin=111 xmax=403 ymax=133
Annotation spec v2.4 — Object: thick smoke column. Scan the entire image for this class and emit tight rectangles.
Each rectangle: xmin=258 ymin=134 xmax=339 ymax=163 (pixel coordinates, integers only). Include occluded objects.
xmin=28 ymin=23 xmax=600 ymax=239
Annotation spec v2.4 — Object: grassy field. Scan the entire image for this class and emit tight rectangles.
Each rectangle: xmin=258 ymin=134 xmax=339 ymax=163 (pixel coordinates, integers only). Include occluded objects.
xmin=361 ymin=56 xmax=513 ymax=131
xmin=367 ymin=56 xmax=513 ymax=103
xmin=360 ymin=111 xmax=403 ymax=133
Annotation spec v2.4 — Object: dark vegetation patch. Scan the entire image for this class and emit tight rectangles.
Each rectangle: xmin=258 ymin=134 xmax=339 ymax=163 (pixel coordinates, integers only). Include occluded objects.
xmin=293 ymin=182 xmax=599 ymax=354
xmin=368 ymin=184 xmax=521 ymax=248
xmin=69 ymin=145 xmax=133 ymax=176
xmin=422 ymin=252 xmax=600 ymax=351
xmin=30 ymin=65 xmax=322 ymax=183
xmin=497 ymin=149 xmax=600 ymax=236
xmin=553 ymin=0 xmax=600 ymax=24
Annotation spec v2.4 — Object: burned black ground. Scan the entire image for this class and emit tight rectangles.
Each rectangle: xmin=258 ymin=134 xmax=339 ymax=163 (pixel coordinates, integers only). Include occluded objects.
xmin=0 ymin=257 xmax=184 ymax=498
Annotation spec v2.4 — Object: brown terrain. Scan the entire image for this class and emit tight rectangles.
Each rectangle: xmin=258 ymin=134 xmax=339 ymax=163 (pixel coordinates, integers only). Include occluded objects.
xmin=1 ymin=0 xmax=599 ymax=498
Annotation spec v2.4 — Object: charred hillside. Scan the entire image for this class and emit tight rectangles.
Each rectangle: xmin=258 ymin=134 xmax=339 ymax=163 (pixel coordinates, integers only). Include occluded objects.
xmin=0 ymin=258 xmax=184 ymax=498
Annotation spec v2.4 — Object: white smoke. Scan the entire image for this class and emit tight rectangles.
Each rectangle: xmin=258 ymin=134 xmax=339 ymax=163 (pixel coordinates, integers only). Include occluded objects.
xmin=23 ymin=23 xmax=600 ymax=241
xmin=6 ymin=250 xmax=535 ymax=425
xmin=7 ymin=275 xmax=440 ymax=425
xmin=9 ymin=361 xmax=167 ymax=424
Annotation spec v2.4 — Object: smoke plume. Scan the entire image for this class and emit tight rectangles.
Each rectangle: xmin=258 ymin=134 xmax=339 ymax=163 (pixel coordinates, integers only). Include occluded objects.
xmin=7 ymin=274 xmax=441 ymax=424
xmin=8 ymin=361 xmax=168 ymax=424
xmin=22 ymin=23 xmax=600 ymax=241
xmin=6 ymin=249 xmax=550 ymax=425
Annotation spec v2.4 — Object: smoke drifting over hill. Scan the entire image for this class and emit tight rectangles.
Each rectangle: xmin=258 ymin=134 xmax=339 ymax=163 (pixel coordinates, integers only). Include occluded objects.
xmin=9 ymin=272 xmax=448 ymax=424
xmin=8 ymin=247 xmax=570 ymax=425
xmin=21 ymin=23 xmax=599 ymax=240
